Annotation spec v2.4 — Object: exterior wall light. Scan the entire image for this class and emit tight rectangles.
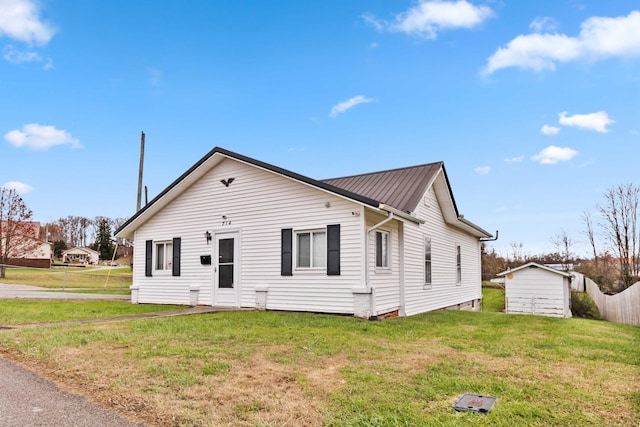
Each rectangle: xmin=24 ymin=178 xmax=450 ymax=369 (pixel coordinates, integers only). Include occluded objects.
xmin=205 ymin=231 xmax=212 ymax=244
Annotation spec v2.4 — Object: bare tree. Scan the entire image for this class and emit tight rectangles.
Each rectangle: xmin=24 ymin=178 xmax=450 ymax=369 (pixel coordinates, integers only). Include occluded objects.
xmin=582 ymin=210 xmax=598 ymax=269
xmin=597 ymin=183 xmax=640 ymax=289
xmin=508 ymin=241 xmax=529 ymax=267
xmin=551 ymin=230 xmax=573 ymax=272
xmin=0 ymin=188 xmax=39 ymax=278
xmin=112 ymin=216 xmax=131 ymax=246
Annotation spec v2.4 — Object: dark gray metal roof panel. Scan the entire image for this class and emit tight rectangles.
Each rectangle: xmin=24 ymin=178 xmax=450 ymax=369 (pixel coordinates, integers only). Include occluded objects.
xmin=321 ymin=162 xmax=443 ymax=214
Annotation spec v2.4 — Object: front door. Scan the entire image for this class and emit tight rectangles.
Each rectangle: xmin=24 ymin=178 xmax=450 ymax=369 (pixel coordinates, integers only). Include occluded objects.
xmin=213 ymin=232 xmax=239 ymax=307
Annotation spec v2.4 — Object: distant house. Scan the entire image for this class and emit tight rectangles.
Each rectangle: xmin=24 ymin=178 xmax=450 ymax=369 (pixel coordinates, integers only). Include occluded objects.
xmin=62 ymin=247 xmax=100 ymax=265
xmin=116 ymin=147 xmax=492 ymax=319
xmin=1 ymin=220 xmax=52 ymax=268
xmin=498 ymin=262 xmax=572 ymax=318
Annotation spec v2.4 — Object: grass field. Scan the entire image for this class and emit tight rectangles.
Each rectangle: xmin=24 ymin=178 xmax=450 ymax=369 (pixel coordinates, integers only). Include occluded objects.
xmin=0 ymin=293 xmax=637 ymax=427
xmin=0 ymin=300 xmax=181 ymax=325
xmin=0 ymin=266 xmax=132 ymax=293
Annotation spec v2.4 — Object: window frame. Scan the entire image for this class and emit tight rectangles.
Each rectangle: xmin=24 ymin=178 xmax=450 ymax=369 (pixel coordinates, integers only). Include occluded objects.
xmin=294 ymin=229 xmax=327 ymax=270
xmin=375 ymin=230 xmax=391 ymax=270
xmin=424 ymin=236 xmax=432 ymax=289
xmin=455 ymin=243 xmax=462 ymax=285
xmin=154 ymin=240 xmax=173 ymax=272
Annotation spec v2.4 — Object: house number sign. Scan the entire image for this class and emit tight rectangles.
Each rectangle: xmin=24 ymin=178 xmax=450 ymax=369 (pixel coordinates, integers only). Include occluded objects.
xmin=222 ymin=220 xmax=232 ymax=226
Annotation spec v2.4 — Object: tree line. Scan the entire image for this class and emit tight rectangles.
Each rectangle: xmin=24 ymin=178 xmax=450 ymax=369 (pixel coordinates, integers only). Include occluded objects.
xmin=483 ymin=182 xmax=640 ymax=293
xmin=0 ymin=187 xmax=130 ymax=275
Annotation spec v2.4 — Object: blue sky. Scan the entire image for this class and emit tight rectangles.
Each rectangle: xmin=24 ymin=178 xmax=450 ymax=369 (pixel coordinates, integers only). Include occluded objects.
xmin=1 ymin=0 xmax=639 ymax=257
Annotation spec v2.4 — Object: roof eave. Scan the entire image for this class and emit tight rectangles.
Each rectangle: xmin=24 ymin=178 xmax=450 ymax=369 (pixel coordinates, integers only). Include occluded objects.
xmin=378 ymin=204 xmax=424 ymax=224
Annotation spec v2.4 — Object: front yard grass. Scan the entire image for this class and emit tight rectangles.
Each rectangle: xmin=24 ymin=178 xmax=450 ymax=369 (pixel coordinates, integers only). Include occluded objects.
xmin=0 ymin=266 xmax=132 ymax=293
xmin=0 ymin=302 xmax=637 ymax=426
xmin=0 ymin=300 xmax=181 ymax=325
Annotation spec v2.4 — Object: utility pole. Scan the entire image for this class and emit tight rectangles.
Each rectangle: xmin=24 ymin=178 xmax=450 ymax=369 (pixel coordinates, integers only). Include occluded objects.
xmin=136 ymin=131 xmax=145 ymax=212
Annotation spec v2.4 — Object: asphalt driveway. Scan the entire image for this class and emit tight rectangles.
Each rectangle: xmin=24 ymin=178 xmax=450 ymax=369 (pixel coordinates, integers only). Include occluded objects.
xmin=0 ymin=357 xmax=144 ymax=427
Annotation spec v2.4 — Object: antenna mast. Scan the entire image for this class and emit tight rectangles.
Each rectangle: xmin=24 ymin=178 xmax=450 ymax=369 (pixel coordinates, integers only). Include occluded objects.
xmin=136 ymin=131 xmax=145 ymax=212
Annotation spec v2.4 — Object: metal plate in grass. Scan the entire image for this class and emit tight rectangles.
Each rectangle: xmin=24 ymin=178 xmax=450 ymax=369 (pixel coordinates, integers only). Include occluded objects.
xmin=452 ymin=394 xmax=496 ymax=414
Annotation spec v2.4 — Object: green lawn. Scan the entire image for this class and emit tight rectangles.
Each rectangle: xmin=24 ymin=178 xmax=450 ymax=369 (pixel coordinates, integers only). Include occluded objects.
xmin=0 ymin=300 xmax=181 ymax=325
xmin=0 ymin=299 xmax=637 ymax=426
xmin=482 ymin=287 xmax=505 ymax=312
xmin=0 ymin=266 xmax=132 ymax=292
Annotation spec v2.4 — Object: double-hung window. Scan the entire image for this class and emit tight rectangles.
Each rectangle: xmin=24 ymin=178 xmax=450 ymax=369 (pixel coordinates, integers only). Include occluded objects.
xmin=455 ymin=244 xmax=462 ymax=284
xmin=424 ymin=237 xmax=432 ymax=286
xmin=155 ymin=241 xmax=173 ymax=271
xmin=296 ymin=230 xmax=326 ymax=269
xmin=375 ymin=230 xmax=390 ymax=268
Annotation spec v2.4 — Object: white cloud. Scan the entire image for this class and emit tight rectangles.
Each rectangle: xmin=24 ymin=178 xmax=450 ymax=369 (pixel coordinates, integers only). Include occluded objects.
xmin=475 ymin=166 xmax=491 ymax=175
xmin=541 ymin=124 xmax=561 ymax=135
xmin=2 ymin=45 xmax=40 ymax=63
xmin=532 ymin=145 xmax=578 ymax=165
xmin=2 ymin=45 xmax=52 ymax=69
xmin=530 ymin=17 xmax=558 ymax=33
xmin=0 ymin=0 xmax=55 ymax=45
xmin=5 ymin=123 xmax=81 ymax=150
xmin=483 ymin=11 xmax=640 ymax=74
xmin=558 ymin=111 xmax=614 ymax=133
xmin=2 ymin=181 xmax=33 ymax=194
xmin=504 ymin=155 xmax=524 ymax=163
xmin=364 ymin=0 xmax=494 ymax=40
xmin=329 ymin=95 xmax=374 ymax=118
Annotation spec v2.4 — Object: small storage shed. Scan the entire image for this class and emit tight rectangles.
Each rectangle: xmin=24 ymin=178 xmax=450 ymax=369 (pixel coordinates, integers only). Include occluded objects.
xmin=498 ymin=262 xmax=572 ymax=318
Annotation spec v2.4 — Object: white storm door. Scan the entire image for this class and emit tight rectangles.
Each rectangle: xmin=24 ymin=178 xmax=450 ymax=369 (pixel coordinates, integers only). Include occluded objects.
xmin=213 ymin=232 xmax=240 ymax=307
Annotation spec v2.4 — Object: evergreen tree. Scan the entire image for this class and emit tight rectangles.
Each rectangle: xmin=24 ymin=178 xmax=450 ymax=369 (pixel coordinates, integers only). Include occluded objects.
xmin=94 ymin=218 xmax=115 ymax=262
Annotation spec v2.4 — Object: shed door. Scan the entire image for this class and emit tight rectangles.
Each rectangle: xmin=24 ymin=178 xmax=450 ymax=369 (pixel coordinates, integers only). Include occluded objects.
xmin=213 ymin=232 xmax=240 ymax=307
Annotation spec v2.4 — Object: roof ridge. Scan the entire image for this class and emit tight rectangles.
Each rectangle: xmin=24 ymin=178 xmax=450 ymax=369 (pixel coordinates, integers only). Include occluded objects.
xmin=321 ymin=161 xmax=443 ymax=182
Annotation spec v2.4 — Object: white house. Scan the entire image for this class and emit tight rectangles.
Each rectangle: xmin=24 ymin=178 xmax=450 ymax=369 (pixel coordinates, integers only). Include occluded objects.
xmin=62 ymin=247 xmax=100 ymax=265
xmin=115 ymin=147 xmax=492 ymax=319
xmin=498 ymin=262 xmax=572 ymax=318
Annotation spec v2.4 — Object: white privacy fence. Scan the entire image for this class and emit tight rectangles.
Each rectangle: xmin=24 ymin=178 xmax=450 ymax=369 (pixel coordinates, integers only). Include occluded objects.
xmin=584 ymin=276 xmax=640 ymax=327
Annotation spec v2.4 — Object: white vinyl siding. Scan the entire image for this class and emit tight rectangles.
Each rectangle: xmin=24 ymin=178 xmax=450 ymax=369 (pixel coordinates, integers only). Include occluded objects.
xmin=131 ymin=157 xmax=363 ymax=312
xmin=402 ymin=185 xmax=483 ymax=316
xmin=367 ymin=214 xmax=401 ymax=315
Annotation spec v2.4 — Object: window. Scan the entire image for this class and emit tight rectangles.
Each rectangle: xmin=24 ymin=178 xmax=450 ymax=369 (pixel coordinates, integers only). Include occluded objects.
xmin=296 ymin=230 xmax=326 ymax=268
xmin=425 ymin=237 xmax=432 ymax=285
xmin=155 ymin=241 xmax=173 ymax=271
xmin=375 ymin=230 xmax=389 ymax=268
xmin=455 ymin=244 xmax=461 ymax=283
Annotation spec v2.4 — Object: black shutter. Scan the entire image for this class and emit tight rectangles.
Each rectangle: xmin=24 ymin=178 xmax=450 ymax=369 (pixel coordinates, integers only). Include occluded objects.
xmin=327 ymin=224 xmax=340 ymax=276
xmin=145 ymin=240 xmax=153 ymax=277
xmin=172 ymin=237 xmax=181 ymax=276
xmin=281 ymin=228 xmax=292 ymax=276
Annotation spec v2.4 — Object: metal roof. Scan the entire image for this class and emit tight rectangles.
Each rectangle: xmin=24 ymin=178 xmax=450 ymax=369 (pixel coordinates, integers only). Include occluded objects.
xmin=321 ymin=162 xmax=444 ymax=214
